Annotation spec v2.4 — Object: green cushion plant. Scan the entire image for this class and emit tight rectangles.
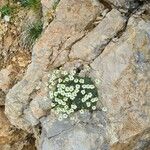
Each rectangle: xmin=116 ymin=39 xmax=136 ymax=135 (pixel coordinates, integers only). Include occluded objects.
xmin=48 ymin=69 xmax=100 ymax=121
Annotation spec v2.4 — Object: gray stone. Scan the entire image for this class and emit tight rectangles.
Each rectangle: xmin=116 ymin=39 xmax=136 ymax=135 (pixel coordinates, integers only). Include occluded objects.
xmin=5 ymin=0 xmax=104 ymax=131
xmin=69 ymin=9 xmax=126 ymax=61
xmin=40 ymin=123 xmax=108 ymax=150
xmin=41 ymin=114 xmax=74 ymax=138
xmin=104 ymin=0 xmax=140 ymax=10
xmin=90 ymin=14 xmax=150 ymax=144
xmin=3 ymin=0 xmax=150 ymax=149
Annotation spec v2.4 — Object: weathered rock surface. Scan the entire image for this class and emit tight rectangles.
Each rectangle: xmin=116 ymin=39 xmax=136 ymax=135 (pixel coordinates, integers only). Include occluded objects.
xmin=90 ymin=11 xmax=150 ymax=145
xmin=104 ymin=0 xmax=141 ymax=10
xmin=0 ymin=66 xmax=12 ymax=105
xmin=40 ymin=111 xmax=109 ymax=150
xmin=0 ymin=107 xmax=36 ymax=150
xmin=111 ymin=127 xmax=150 ymax=150
xmin=2 ymin=0 xmax=150 ymax=150
xmin=69 ymin=9 xmax=126 ymax=61
xmin=5 ymin=0 xmax=104 ymax=131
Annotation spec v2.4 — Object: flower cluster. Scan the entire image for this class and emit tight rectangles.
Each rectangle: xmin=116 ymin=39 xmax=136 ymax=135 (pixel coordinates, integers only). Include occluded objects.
xmin=48 ymin=69 xmax=99 ymax=121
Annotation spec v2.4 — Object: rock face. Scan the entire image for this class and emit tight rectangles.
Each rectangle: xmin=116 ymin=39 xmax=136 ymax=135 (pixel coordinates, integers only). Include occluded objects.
xmin=5 ymin=0 xmax=105 ymax=131
xmin=0 ymin=107 xmax=36 ymax=150
xmin=104 ymin=0 xmax=141 ymax=10
xmin=1 ymin=0 xmax=150 ymax=150
xmin=69 ymin=9 xmax=126 ymax=61
xmin=90 ymin=14 xmax=150 ymax=144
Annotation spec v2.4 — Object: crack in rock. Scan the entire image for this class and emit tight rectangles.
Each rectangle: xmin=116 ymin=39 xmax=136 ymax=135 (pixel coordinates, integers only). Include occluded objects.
xmin=69 ymin=9 xmax=126 ymax=62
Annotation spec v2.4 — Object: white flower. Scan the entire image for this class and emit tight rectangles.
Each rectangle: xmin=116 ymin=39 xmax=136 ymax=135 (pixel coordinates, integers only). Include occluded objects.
xmin=81 ymin=98 xmax=86 ymax=102
xmin=49 ymin=85 xmax=53 ymax=89
xmin=51 ymin=81 xmax=56 ymax=86
xmin=49 ymin=92 xmax=54 ymax=98
xmin=65 ymin=77 xmax=69 ymax=82
xmin=61 ymin=108 xmax=66 ymax=113
xmin=61 ymin=91 xmax=65 ymax=96
xmin=63 ymin=97 xmax=68 ymax=101
xmin=81 ymin=90 xmax=85 ymax=95
xmin=90 ymin=85 xmax=95 ymax=89
xmin=70 ymin=96 xmax=75 ymax=100
xmin=57 ymin=84 xmax=60 ymax=88
xmin=86 ymin=84 xmax=90 ymax=88
xmin=63 ymin=114 xmax=68 ymax=119
xmin=86 ymin=102 xmax=91 ymax=107
xmin=88 ymin=92 xmax=93 ymax=98
xmin=54 ymin=70 xmax=59 ymax=74
xmin=54 ymin=92 xmax=58 ymax=97
xmin=79 ymin=79 xmax=84 ymax=83
xmin=66 ymin=110 xmax=71 ymax=114
xmin=94 ymin=97 xmax=98 ymax=101
xmin=57 ymin=88 xmax=62 ymax=93
xmin=74 ymin=79 xmax=78 ymax=83
xmin=48 ymin=74 xmax=51 ymax=77
xmin=4 ymin=15 xmax=10 ymax=22
xmin=92 ymin=106 xmax=96 ymax=110
xmin=69 ymin=86 xmax=74 ymax=92
xmin=54 ymin=98 xmax=59 ymax=102
xmin=84 ymin=94 xmax=89 ymax=100
xmin=84 ymin=65 xmax=90 ymax=71
xmin=62 ymin=70 xmax=68 ymax=75
xmin=91 ymin=98 xmax=95 ymax=102
xmin=62 ymin=101 xmax=66 ymax=106
xmin=69 ymin=75 xmax=74 ymax=81
xmin=58 ymin=78 xmax=62 ymax=83
xmin=68 ymin=93 xmax=72 ymax=97
xmin=70 ymin=70 xmax=76 ymax=75
xmin=70 ymin=117 xmax=75 ymax=121
xmin=102 ymin=107 xmax=107 ymax=112
xmin=65 ymin=87 xmax=70 ymax=92
xmin=79 ymin=109 xmax=84 ymax=114
xmin=58 ymin=99 xmax=63 ymax=104
xmin=82 ymin=85 xmax=86 ymax=88
xmin=64 ymin=105 xmax=69 ymax=109
xmin=58 ymin=115 xmax=63 ymax=121
xmin=51 ymin=102 xmax=56 ymax=107
xmin=69 ymin=109 xmax=74 ymax=113
xmin=95 ymin=79 xmax=100 ymax=84
xmin=61 ymin=84 xmax=65 ymax=89
xmin=72 ymin=93 xmax=77 ymax=97
xmin=56 ymin=108 xmax=61 ymax=114
xmin=71 ymin=104 xmax=77 ymax=109
xmin=49 ymin=79 xmax=53 ymax=83
xmin=74 ymin=89 xmax=79 ymax=94
xmin=75 ymin=84 xmax=80 ymax=89
xmin=51 ymin=74 xmax=56 ymax=79
xmin=65 ymin=93 xmax=70 ymax=97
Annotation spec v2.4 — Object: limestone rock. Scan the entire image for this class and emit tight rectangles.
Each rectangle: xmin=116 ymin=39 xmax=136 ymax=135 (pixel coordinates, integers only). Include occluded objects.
xmin=69 ymin=9 xmax=126 ymax=61
xmin=0 ymin=66 xmax=12 ymax=105
xmin=40 ymin=111 xmax=109 ymax=150
xmin=104 ymin=0 xmax=140 ymax=11
xmin=0 ymin=107 xmax=36 ymax=150
xmin=90 ymin=14 xmax=150 ymax=144
xmin=5 ymin=0 xmax=104 ymax=131
xmin=0 ymin=0 xmax=8 ymax=7
xmin=3 ymin=0 xmax=150 ymax=149
xmin=0 ymin=66 xmax=12 ymax=92
xmin=111 ymin=127 xmax=150 ymax=150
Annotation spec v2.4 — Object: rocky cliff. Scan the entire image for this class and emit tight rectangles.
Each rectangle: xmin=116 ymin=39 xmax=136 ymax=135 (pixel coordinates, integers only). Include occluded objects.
xmin=0 ymin=0 xmax=150 ymax=150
